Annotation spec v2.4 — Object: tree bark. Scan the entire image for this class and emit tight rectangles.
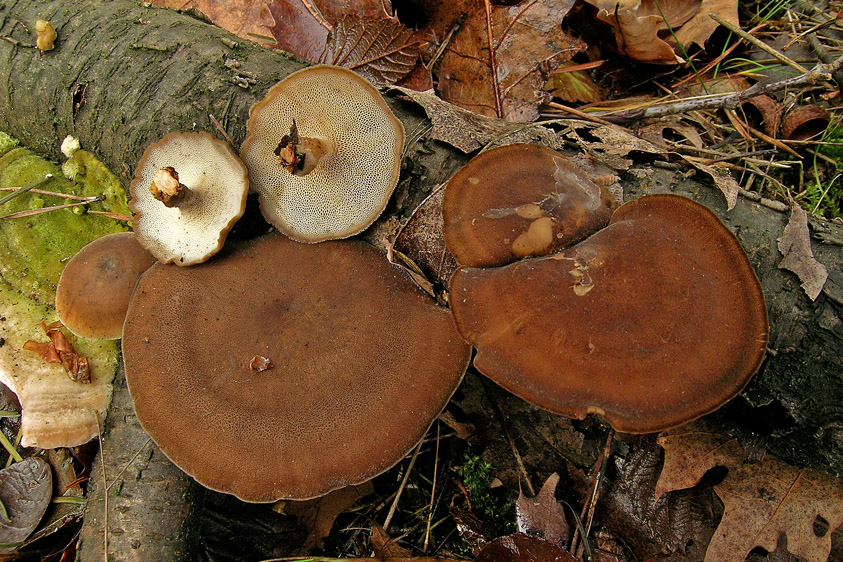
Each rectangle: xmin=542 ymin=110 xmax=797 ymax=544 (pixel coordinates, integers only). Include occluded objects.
xmin=1 ymin=1 xmax=842 ymax=560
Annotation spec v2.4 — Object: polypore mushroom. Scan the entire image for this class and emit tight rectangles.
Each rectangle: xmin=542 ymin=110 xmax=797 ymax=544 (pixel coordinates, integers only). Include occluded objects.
xmin=240 ymin=65 xmax=405 ymax=243
xmin=129 ymin=131 xmax=249 ymax=265
xmin=442 ymin=144 xmax=617 ymax=268
xmin=449 ymin=194 xmax=768 ymax=434
xmin=122 ymin=233 xmax=470 ymax=501
xmin=55 ymin=232 xmax=155 ymax=340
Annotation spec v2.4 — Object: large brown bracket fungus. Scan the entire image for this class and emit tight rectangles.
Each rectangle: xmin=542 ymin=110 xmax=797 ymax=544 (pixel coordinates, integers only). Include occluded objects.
xmin=129 ymin=131 xmax=249 ymax=266
xmin=442 ymin=144 xmax=618 ymax=268
xmin=448 ymin=194 xmax=769 ymax=434
xmin=122 ymin=234 xmax=470 ymax=502
xmin=240 ymin=65 xmax=405 ymax=243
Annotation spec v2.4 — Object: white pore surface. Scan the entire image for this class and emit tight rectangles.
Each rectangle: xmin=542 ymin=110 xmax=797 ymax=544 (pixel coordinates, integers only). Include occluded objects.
xmin=241 ymin=66 xmax=404 ymax=242
xmin=131 ymin=133 xmax=248 ymax=265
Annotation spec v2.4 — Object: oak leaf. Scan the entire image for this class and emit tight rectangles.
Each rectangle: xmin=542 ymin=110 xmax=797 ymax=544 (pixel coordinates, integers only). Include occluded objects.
xmin=515 ymin=472 xmax=569 ymax=547
xmin=150 ymin=0 xmax=276 ymax=44
xmin=657 ymin=423 xmax=843 ymax=562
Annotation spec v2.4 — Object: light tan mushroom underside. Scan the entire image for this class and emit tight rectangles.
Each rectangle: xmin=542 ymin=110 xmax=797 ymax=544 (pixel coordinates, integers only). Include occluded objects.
xmin=240 ymin=65 xmax=404 ymax=242
xmin=123 ymin=234 xmax=470 ymax=502
xmin=449 ymin=194 xmax=769 ymax=434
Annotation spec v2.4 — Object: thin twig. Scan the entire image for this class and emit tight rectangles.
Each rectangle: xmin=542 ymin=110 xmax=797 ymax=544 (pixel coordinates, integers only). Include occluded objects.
xmin=0 ymin=199 xmax=102 ymax=220
xmin=209 ymin=114 xmax=236 ymax=150
xmin=596 ymin=54 xmax=843 ymax=123
xmin=383 ymin=440 xmax=423 ymax=532
xmin=96 ymin=412 xmax=108 ymax=562
xmin=480 ymin=377 xmax=535 ymax=496
xmin=483 ymin=0 xmax=504 ymax=118
xmin=0 ymin=174 xmax=53 ymax=206
xmin=105 ymin=437 xmax=152 ymax=492
xmin=423 ymin=422 xmax=440 ymax=553
xmin=710 ymin=13 xmax=808 ymax=74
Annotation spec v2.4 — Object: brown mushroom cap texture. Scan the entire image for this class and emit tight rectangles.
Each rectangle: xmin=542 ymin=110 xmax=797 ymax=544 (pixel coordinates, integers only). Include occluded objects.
xmin=449 ymin=194 xmax=769 ymax=434
xmin=442 ymin=144 xmax=617 ymax=268
xmin=130 ymin=131 xmax=249 ymax=265
xmin=55 ymin=232 xmax=155 ymax=340
xmin=239 ymin=65 xmax=405 ymax=243
xmin=122 ymin=234 xmax=470 ymax=502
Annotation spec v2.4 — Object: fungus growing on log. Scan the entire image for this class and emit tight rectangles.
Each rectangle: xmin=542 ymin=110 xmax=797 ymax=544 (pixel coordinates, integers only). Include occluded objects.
xmin=55 ymin=232 xmax=155 ymax=340
xmin=442 ymin=144 xmax=617 ymax=268
xmin=449 ymin=194 xmax=769 ymax=433
xmin=129 ymin=131 xmax=249 ymax=265
xmin=122 ymin=234 xmax=470 ymax=502
xmin=240 ymin=65 xmax=405 ymax=243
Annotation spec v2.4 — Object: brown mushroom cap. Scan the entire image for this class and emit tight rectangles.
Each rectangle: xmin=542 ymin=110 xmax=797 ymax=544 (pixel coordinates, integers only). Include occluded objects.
xmin=122 ymin=233 xmax=470 ymax=501
xmin=130 ymin=131 xmax=249 ymax=265
xmin=442 ymin=144 xmax=617 ymax=268
xmin=55 ymin=232 xmax=155 ymax=340
xmin=449 ymin=194 xmax=768 ymax=433
xmin=240 ymin=65 xmax=405 ymax=243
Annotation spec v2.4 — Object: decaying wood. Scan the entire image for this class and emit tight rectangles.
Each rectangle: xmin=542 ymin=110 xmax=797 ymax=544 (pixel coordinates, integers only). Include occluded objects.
xmin=1 ymin=1 xmax=842 ymax=560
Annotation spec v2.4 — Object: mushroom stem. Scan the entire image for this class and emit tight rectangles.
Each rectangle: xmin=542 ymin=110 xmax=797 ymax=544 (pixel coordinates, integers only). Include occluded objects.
xmin=274 ymin=121 xmax=333 ymax=177
xmin=149 ymin=166 xmax=190 ymax=208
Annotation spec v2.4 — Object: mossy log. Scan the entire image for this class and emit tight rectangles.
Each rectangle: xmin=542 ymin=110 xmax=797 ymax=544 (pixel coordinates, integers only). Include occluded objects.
xmin=1 ymin=0 xmax=842 ymax=560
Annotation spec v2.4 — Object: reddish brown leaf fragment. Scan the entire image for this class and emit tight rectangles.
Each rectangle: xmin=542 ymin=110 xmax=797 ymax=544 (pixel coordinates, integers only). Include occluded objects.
xmin=515 ymin=472 xmax=569 ymax=547
xmin=475 ymin=532 xmax=577 ymax=562
xmin=371 ymin=522 xmax=413 ymax=558
xmin=778 ymin=203 xmax=828 ymax=301
xmin=321 ymin=15 xmax=425 ymax=86
xmin=23 ymin=322 xmax=91 ymax=384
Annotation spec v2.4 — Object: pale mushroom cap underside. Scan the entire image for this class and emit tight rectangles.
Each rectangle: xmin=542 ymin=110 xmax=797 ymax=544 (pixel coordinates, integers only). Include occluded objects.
xmin=130 ymin=131 xmax=249 ymax=266
xmin=241 ymin=65 xmax=405 ymax=243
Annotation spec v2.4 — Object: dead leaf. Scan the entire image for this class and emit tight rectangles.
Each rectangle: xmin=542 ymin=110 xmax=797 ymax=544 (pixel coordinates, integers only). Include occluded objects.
xmin=657 ymin=422 xmax=843 ymax=562
xmin=515 ymin=473 xmax=569 ymax=547
xmin=545 ymin=65 xmax=603 ymax=104
xmin=151 ymin=0 xmax=276 ymax=43
xmin=686 ymin=161 xmax=739 ymax=210
xmin=581 ymin=0 xmax=738 ymax=64
xmin=267 ymin=0 xmax=394 ymax=63
xmin=371 ymin=522 xmax=413 ymax=558
xmin=279 ymin=481 xmax=374 ymax=553
xmin=391 ymin=87 xmax=564 ymax=153
xmin=778 ymin=203 xmax=829 ymax=301
xmin=320 ymin=15 xmax=425 ymax=86
xmin=434 ymin=0 xmax=586 ymax=121
xmin=0 ymin=457 xmax=52 ymax=552
xmin=474 ymin=533 xmax=577 ymax=562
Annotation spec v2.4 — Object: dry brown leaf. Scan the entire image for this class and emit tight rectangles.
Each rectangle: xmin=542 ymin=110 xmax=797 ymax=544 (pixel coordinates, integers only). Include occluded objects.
xmin=778 ymin=202 xmax=829 ymax=301
xmin=279 ymin=481 xmax=374 ymax=553
xmin=474 ymin=533 xmax=577 ymax=562
xmin=371 ymin=522 xmax=413 ymax=558
xmin=687 ymin=161 xmax=739 ymax=209
xmin=151 ymin=0 xmax=276 ymax=43
xmin=267 ymin=0 xmax=393 ymax=63
xmin=545 ymin=67 xmax=602 ymax=104
xmin=391 ymin=87 xmax=564 ymax=153
xmin=434 ymin=0 xmax=586 ymax=122
xmin=581 ymin=0 xmax=738 ymax=64
xmin=515 ymin=473 xmax=569 ymax=547
xmin=320 ymin=15 xmax=424 ymax=86
xmin=657 ymin=422 xmax=843 ymax=562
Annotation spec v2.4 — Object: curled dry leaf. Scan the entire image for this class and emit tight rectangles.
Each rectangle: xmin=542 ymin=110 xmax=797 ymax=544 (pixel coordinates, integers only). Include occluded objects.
xmin=0 ymin=457 xmax=52 ymax=553
xmin=581 ymin=0 xmax=738 ymax=64
xmin=23 ymin=322 xmax=90 ymax=384
xmin=657 ymin=422 xmax=843 ymax=562
xmin=780 ymin=105 xmax=831 ymax=141
xmin=778 ymin=202 xmax=829 ymax=301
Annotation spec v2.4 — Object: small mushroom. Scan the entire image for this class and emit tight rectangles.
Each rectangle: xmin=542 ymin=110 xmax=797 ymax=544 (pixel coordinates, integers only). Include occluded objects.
xmin=122 ymin=234 xmax=471 ymax=501
xmin=240 ymin=65 xmax=405 ymax=243
xmin=129 ymin=131 xmax=249 ymax=266
xmin=449 ymin=194 xmax=768 ymax=434
xmin=442 ymin=144 xmax=617 ymax=268
xmin=55 ymin=232 xmax=156 ymax=340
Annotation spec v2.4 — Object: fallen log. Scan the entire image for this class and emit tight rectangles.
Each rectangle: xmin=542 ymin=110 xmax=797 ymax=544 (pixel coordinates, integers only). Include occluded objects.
xmin=1 ymin=1 xmax=841 ymax=560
